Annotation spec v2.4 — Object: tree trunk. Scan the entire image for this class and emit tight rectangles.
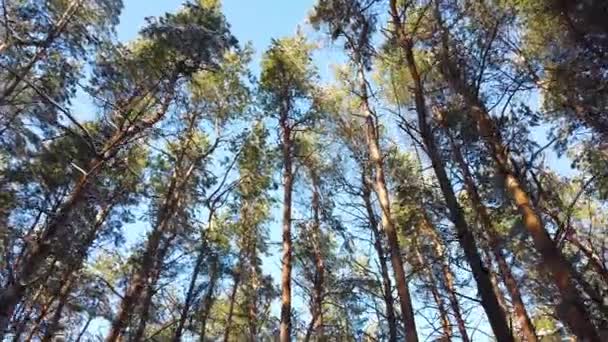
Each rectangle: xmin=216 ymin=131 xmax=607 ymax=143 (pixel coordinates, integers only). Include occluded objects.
xmin=445 ymin=128 xmax=538 ymax=342
xmin=40 ymin=277 xmax=73 ymax=342
xmin=106 ymin=164 xmax=191 ymax=341
xmin=362 ymin=175 xmax=398 ymax=342
xmin=435 ymin=18 xmax=600 ymax=337
xmin=132 ymin=243 xmax=167 ymax=342
xmin=357 ymin=64 xmax=418 ymax=342
xmin=412 ymin=240 xmax=452 ymax=341
xmin=173 ymin=246 xmax=207 ymax=342
xmin=279 ymin=109 xmax=294 ymax=342
xmin=388 ymin=2 xmax=513 ymax=339
xmin=420 ymin=218 xmax=470 ymax=342
xmin=199 ymin=260 xmax=219 ymax=342
xmin=0 ymin=162 xmax=98 ymax=339
xmin=309 ymin=172 xmax=325 ymax=340
xmin=247 ymin=245 xmax=259 ymax=342
xmin=223 ymin=271 xmax=241 ymax=342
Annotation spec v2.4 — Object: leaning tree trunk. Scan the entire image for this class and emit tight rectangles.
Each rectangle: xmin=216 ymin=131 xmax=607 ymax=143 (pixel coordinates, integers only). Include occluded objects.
xmin=362 ymin=174 xmax=399 ymax=342
xmin=199 ymin=260 xmax=219 ymax=342
xmin=132 ymin=233 xmax=173 ymax=342
xmin=421 ymin=217 xmax=470 ymax=342
xmin=106 ymin=163 xmax=192 ymax=342
xmin=412 ymin=240 xmax=452 ymax=341
xmin=436 ymin=25 xmax=600 ymax=339
xmin=357 ymin=65 xmax=419 ymax=342
xmin=307 ymin=172 xmax=325 ymax=340
xmin=445 ymin=128 xmax=538 ymax=342
xmin=388 ymin=2 xmax=513 ymax=338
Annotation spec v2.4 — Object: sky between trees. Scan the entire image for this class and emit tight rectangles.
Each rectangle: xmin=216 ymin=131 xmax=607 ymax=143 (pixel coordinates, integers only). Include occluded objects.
xmin=1 ymin=0 xmax=607 ymax=341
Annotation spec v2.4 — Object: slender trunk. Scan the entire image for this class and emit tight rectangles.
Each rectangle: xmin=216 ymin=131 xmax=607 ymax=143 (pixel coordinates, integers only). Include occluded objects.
xmin=132 ymin=250 xmax=166 ymax=342
xmin=362 ymin=174 xmax=398 ymax=342
xmin=106 ymin=153 xmax=194 ymax=341
xmin=421 ymin=217 xmax=470 ymax=342
xmin=279 ymin=109 xmax=294 ymax=342
xmin=24 ymin=293 xmax=56 ymax=340
xmin=435 ymin=15 xmax=599 ymax=337
xmin=173 ymin=246 xmax=207 ymax=342
xmin=388 ymin=2 xmax=513 ymax=338
xmin=445 ymin=128 xmax=538 ymax=342
xmin=223 ymin=271 xmax=241 ymax=342
xmin=356 ymin=64 xmax=418 ymax=342
xmin=132 ymin=285 xmax=153 ymax=341
xmin=40 ymin=278 xmax=73 ymax=342
xmin=106 ymin=227 xmax=161 ymax=341
xmin=0 ymin=160 xmax=99 ymax=338
xmin=481 ymin=249 xmax=511 ymax=319
xmin=567 ymin=233 xmax=608 ymax=287
xmin=198 ymin=259 xmax=219 ymax=342
xmin=309 ymin=172 xmax=325 ymax=339
xmin=412 ymin=241 xmax=452 ymax=341
xmin=247 ymin=245 xmax=258 ymax=341
xmin=75 ymin=315 xmax=93 ymax=342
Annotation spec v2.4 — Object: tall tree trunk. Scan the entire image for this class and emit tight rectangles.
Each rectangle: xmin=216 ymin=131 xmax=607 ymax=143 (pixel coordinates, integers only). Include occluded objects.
xmin=388 ymin=2 xmax=513 ymax=339
xmin=357 ymin=64 xmax=418 ymax=342
xmin=433 ymin=10 xmax=599 ymax=337
xmin=279 ymin=108 xmax=294 ymax=342
xmin=0 ymin=161 xmax=99 ymax=337
xmin=412 ymin=240 xmax=452 ymax=341
xmin=444 ymin=127 xmax=538 ymax=342
xmin=421 ymin=217 xmax=470 ymax=342
xmin=362 ymin=174 xmax=398 ymax=342
xmin=223 ymin=271 xmax=241 ymax=342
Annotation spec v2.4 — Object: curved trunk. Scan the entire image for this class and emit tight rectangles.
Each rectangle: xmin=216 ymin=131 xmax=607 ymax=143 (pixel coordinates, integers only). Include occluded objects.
xmin=0 ymin=88 xmax=175 ymax=338
xmin=309 ymin=172 xmax=325 ymax=340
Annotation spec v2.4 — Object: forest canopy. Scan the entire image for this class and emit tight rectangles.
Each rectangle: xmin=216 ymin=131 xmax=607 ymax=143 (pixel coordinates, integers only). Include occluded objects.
xmin=0 ymin=0 xmax=607 ymax=341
